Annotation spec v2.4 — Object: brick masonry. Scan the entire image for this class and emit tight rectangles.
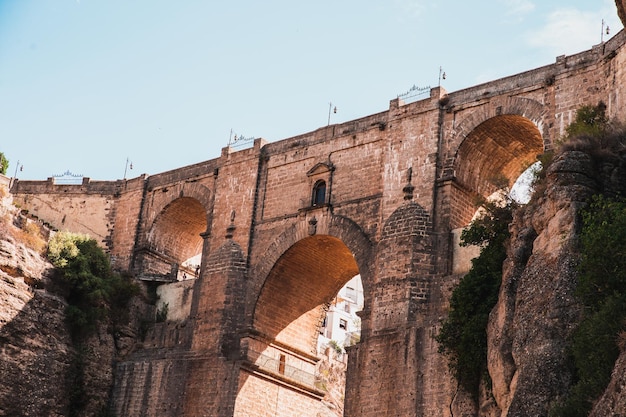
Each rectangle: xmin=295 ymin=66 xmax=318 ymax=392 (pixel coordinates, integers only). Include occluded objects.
xmin=11 ymin=30 xmax=626 ymax=416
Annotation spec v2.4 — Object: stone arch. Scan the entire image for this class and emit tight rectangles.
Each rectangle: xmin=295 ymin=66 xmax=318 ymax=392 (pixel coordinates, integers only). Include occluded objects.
xmin=252 ymin=234 xmax=360 ymax=352
xmin=144 ymin=182 xmax=213 ymax=229
xmin=136 ymin=183 xmax=212 ymax=280
xmin=147 ymin=198 xmax=206 ymax=266
xmin=452 ymin=96 xmax=548 ymax=147
xmin=447 ymin=98 xmax=546 ymax=228
xmin=249 ymin=212 xmax=374 ymax=303
xmin=235 ymin=214 xmax=372 ymax=416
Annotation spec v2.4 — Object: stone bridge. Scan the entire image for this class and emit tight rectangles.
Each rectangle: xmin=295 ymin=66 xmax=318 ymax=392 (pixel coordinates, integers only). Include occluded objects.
xmin=11 ymin=30 xmax=626 ymax=416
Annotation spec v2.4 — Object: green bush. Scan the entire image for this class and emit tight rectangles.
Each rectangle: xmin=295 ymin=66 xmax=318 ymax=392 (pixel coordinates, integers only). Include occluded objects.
xmin=48 ymin=231 xmax=139 ymax=338
xmin=565 ymin=103 xmax=608 ymax=139
xmin=0 ymin=152 xmax=8 ymax=175
xmin=436 ymin=200 xmax=513 ymax=398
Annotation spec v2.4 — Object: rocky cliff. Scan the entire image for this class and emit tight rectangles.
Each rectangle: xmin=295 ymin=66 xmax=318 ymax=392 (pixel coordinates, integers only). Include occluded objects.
xmin=0 ymin=184 xmax=123 ymax=417
xmin=486 ymin=139 xmax=626 ymax=416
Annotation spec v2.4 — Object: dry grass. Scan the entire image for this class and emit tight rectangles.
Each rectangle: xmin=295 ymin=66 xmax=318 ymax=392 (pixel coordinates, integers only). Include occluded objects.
xmin=10 ymin=221 xmax=47 ymax=254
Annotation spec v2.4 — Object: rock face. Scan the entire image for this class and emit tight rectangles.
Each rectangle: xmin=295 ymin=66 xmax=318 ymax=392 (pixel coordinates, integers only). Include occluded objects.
xmin=617 ymin=0 xmax=626 ymax=28
xmin=487 ymin=145 xmax=626 ymax=416
xmin=0 ymin=186 xmax=125 ymax=416
xmin=0 ymin=189 xmax=72 ymax=416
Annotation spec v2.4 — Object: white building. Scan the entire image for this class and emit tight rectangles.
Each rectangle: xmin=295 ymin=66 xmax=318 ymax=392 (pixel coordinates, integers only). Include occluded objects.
xmin=318 ymin=275 xmax=364 ymax=354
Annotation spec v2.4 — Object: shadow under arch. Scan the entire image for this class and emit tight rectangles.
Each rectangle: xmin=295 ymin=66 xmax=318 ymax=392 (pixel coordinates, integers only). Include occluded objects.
xmin=450 ymin=112 xmax=544 ymax=229
xmin=235 ymin=214 xmax=374 ymax=416
xmin=249 ymin=214 xmax=374 ymax=302
xmin=136 ymin=194 xmax=210 ymax=281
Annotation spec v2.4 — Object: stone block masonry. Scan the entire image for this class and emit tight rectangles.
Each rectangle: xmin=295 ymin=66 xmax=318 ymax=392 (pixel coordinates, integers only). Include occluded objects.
xmin=10 ymin=29 xmax=626 ymax=417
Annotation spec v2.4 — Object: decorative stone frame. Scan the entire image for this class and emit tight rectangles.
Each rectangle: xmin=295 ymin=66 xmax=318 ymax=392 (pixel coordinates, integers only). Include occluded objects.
xmin=306 ymin=162 xmax=334 ymax=208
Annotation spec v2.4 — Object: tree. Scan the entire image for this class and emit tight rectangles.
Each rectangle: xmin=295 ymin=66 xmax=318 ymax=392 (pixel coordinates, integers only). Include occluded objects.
xmin=0 ymin=152 xmax=8 ymax=175
xmin=48 ymin=231 xmax=138 ymax=338
xmin=436 ymin=199 xmax=514 ymax=397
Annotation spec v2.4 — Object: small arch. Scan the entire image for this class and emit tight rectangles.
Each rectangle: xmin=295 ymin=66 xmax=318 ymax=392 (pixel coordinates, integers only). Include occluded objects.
xmin=136 ymin=196 xmax=207 ymax=281
xmin=311 ymin=180 xmax=326 ymax=206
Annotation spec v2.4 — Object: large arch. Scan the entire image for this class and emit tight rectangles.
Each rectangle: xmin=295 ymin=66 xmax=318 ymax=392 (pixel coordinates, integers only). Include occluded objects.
xmin=235 ymin=212 xmax=373 ymax=417
xmin=455 ymin=114 xmax=544 ymax=195
xmin=253 ymin=234 xmax=359 ymax=353
xmin=248 ymin=213 xmax=374 ymax=306
xmin=147 ymin=197 xmax=206 ymax=265
xmin=449 ymin=110 xmax=545 ymax=229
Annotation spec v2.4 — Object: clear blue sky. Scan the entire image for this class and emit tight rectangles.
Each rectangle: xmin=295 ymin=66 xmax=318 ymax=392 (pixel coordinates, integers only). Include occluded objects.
xmin=0 ymin=0 xmax=622 ymax=180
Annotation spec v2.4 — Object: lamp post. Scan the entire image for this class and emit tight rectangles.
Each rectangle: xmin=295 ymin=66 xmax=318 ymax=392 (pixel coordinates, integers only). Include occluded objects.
xmin=123 ymin=157 xmax=133 ymax=179
xmin=9 ymin=160 xmax=22 ymax=188
xmin=327 ymin=102 xmax=337 ymax=126
xmin=602 ymin=19 xmax=610 ymax=43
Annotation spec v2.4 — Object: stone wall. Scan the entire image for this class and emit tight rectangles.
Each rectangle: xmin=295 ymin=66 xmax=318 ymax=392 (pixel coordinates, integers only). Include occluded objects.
xmin=9 ymin=29 xmax=626 ymax=417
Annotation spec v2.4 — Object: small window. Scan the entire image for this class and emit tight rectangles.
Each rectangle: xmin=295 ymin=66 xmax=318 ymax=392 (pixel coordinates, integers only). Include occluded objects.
xmin=344 ymin=303 xmax=350 ymax=313
xmin=339 ymin=319 xmax=347 ymax=330
xmin=312 ymin=180 xmax=326 ymax=206
xmin=278 ymin=354 xmax=286 ymax=375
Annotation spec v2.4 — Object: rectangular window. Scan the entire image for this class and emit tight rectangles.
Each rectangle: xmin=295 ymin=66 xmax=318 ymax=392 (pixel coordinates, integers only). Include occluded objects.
xmin=339 ymin=319 xmax=347 ymax=330
xmin=278 ymin=354 xmax=286 ymax=375
xmin=345 ymin=286 xmax=357 ymax=302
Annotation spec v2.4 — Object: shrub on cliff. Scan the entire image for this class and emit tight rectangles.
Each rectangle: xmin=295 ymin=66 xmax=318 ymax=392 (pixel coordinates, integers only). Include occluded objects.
xmin=48 ymin=231 xmax=138 ymax=338
xmin=436 ymin=199 xmax=514 ymax=398
xmin=0 ymin=152 xmax=8 ymax=175
xmin=547 ymin=103 xmax=626 ymax=416
xmin=551 ymin=195 xmax=626 ymax=417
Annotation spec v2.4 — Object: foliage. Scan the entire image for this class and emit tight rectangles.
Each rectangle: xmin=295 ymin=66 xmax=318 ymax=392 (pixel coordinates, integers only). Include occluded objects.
xmin=48 ymin=231 xmax=139 ymax=338
xmin=565 ymin=103 xmax=608 ymax=139
xmin=0 ymin=152 xmax=8 ymax=175
xmin=328 ymin=339 xmax=344 ymax=354
xmin=436 ymin=199 xmax=514 ymax=398
xmin=577 ymin=196 xmax=626 ymax=308
xmin=550 ymin=196 xmax=626 ymax=417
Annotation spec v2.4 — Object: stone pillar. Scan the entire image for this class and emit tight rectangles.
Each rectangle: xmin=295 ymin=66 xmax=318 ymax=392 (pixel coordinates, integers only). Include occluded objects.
xmin=184 ymin=232 xmax=247 ymax=417
xmin=345 ymin=201 xmax=437 ymax=416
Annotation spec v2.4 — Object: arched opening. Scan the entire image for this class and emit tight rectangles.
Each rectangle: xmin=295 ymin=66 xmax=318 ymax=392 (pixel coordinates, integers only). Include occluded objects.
xmin=237 ymin=235 xmax=362 ymax=417
xmin=450 ymin=114 xmax=543 ymax=273
xmin=139 ymin=197 xmax=207 ymax=281
xmin=312 ymin=180 xmax=327 ymax=206
xmin=455 ymin=114 xmax=543 ymax=201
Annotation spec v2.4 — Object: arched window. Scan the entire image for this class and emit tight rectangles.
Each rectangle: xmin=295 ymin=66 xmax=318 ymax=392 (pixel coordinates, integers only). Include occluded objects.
xmin=312 ymin=180 xmax=326 ymax=206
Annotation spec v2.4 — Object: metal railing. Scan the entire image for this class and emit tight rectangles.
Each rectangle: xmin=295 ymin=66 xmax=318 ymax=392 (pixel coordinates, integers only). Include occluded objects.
xmin=246 ymin=349 xmax=321 ymax=390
